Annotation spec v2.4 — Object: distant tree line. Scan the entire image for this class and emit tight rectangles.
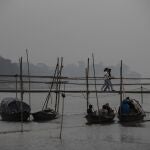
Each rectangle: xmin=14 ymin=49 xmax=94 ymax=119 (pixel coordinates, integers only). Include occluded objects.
xmin=0 ymin=55 xmax=141 ymax=78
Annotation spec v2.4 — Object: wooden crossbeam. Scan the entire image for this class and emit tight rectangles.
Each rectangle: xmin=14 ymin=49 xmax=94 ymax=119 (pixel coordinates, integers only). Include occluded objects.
xmin=0 ymin=89 xmax=150 ymax=94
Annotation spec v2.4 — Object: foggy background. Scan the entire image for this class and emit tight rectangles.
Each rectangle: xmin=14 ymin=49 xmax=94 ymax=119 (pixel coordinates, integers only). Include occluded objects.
xmin=0 ymin=0 xmax=150 ymax=76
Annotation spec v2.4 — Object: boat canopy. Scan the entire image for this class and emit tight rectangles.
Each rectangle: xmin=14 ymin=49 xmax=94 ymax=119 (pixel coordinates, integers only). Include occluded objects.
xmin=0 ymin=97 xmax=30 ymax=114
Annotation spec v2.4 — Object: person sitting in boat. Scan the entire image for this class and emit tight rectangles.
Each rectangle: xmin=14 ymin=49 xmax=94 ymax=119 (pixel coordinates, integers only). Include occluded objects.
xmin=87 ymin=104 xmax=93 ymax=114
xmin=120 ymin=97 xmax=130 ymax=114
xmin=127 ymin=99 xmax=139 ymax=113
xmin=102 ymin=103 xmax=113 ymax=114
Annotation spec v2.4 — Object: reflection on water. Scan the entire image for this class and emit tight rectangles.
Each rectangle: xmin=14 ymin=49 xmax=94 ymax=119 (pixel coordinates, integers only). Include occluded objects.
xmin=0 ymin=93 xmax=150 ymax=150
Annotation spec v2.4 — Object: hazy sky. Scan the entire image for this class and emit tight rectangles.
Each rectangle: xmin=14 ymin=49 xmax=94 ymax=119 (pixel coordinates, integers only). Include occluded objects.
xmin=0 ymin=0 xmax=150 ymax=75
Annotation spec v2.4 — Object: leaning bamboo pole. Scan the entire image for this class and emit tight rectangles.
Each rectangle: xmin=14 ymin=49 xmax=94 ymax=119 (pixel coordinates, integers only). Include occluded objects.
xmin=43 ymin=58 xmax=59 ymax=110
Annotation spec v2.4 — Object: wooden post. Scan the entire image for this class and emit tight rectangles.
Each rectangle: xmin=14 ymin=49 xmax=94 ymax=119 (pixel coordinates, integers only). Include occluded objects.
xmin=86 ymin=58 xmax=89 ymax=110
xmin=55 ymin=58 xmax=60 ymax=112
xmin=120 ymin=60 xmax=123 ymax=107
xmin=19 ymin=57 xmax=24 ymax=132
xmin=59 ymin=86 xmax=65 ymax=139
xmin=92 ymin=53 xmax=100 ymax=113
xmin=15 ymin=74 xmax=18 ymax=99
xmin=141 ymin=85 xmax=143 ymax=106
xmin=26 ymin=49 xmax=31 ymax=120
xmin=56 ymin=57 xmax=63 ymax=113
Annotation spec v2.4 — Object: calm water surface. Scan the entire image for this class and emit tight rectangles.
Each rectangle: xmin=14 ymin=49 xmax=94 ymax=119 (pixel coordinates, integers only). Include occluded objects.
xmin=0 ymin=91 xmax=150 ymax=150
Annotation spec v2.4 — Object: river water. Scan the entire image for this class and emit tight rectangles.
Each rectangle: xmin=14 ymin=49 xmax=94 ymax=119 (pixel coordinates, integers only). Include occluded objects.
xmin=0 ymin=90 xmax=150 ymax=150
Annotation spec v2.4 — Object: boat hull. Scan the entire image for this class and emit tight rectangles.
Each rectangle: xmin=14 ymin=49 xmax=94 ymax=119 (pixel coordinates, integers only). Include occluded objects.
xmin=1 ymin=112 xmax=30 ymax=122
xmin=85 ymin=112 xmax=115 ymax=124
xmin=32 ymin=110 xmax=58 ymax=122
xmin=118 ymin=112 xmax=145 ymax=122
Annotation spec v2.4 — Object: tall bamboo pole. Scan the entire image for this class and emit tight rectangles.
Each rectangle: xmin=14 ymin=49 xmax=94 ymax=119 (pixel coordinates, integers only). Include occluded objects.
xmin=56 ymin=57 xmax=63 ymax=113
xmin=86 ymin=58 xmax=89 ymax=110
xmin=19 ymin=57 xmax=24 ymax=132
xmin=55 ymin=58 xmax=60 ymax=111
xmin=92 ymin=53 xmax=100 ymax=113
xmin=120 ymin=60 xmax=123 ymax=106
xmin=26 ymin=49 xmax=31 ymax=119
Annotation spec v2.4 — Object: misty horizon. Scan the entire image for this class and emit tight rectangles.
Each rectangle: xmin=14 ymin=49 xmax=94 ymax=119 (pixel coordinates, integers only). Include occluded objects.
xmin=0 ymin=0 xmax=150 ymax=76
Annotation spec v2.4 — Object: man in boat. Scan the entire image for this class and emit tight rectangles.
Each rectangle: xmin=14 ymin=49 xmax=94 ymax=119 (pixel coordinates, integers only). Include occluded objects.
xmin=87 ymin=104 xmax=93 ymax=114
xmin=102 ymin=103 xmax=113 ymax=114
xmin=120 ymin=97 xmax=130 ymax=114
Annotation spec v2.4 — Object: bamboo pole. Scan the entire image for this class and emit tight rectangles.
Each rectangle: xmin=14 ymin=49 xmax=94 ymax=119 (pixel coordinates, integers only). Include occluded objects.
xmin=120 ymin=60 xmax=123 ymax=114
xmin=56 ymin=57 xmax=63 ymax=113
xmin=15 ymin=74 xmax=18 ymax=99
xmin=55 ymin=58 xmax=60 ymax=112
xmin=26 ymin=49 xmax=31 ymax=119
xmin=86 ymin=58 xmax=90 ymax=110
xmin=19 ymin=57 xmax=23 ymax=132
xmin=1 ymin=74 xmax=150 ymax=81
xmin=92 ymin=53 xmax=100 ymax=113
xmin=42 ymin=58 xmax=59 ymax=110
xmin=59 ymin=88 xmax=65 ymax=139
xmin=141 ymin=85 xmax=144 ymax=106
xmin=1 ymin=89 xmax=150 ymax=94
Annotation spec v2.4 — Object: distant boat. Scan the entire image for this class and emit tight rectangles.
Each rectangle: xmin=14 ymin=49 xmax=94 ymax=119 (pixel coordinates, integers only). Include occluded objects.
xmin=0 ymin=97 xmax=31 ymax=121
xmin=118 ymin=98 xmax=146 ymax=122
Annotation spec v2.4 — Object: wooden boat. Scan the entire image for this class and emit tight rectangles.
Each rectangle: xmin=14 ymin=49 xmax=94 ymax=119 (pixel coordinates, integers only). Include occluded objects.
xmin=32 ymin=58 xmax=63 ymax=122
xmin=32 ymin=108 xmax=58 ymax=122
xmin=0 ymin=97 xmax=31 ymax=121
xmin=85 ymin=57 xmax=115 ymax=124
xmin=118 ymin=98 xmax=146 ymax=122
xmin=85 ymin=104 xmax=115 ymax=124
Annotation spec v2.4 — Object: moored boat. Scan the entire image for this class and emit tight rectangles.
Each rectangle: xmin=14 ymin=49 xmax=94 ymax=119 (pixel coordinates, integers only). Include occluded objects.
xmin=0 ymin=97 xmax=31 ymax=121
xmin=32 ymin=58 xmax=63 ymax=122
xmin=118 ymin=97 xmax=146 ymax=122
xmin=32 ymin=108 xmax=58 ymax=122
xmin=86 ymin=103 xmax=115 ymax=124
